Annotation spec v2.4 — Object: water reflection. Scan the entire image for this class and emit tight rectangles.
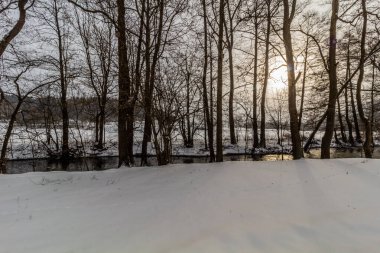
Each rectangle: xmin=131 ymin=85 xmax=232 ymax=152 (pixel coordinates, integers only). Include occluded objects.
xmin=307 ymin=147 xmax=380 ymax=159
xmin=6 ymin=157 xmax=120 ymax=174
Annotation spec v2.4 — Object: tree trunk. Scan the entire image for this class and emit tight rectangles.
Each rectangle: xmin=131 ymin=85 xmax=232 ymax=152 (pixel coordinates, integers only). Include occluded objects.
xmin=227 ymin=43 xmax=236 ymax=145
xmin=185 ymin=70 xmax=193 ymax=147
xmin=334 ymin=128 xmax=341 ymax=145
xmin=141 ymin=0 xmax=164 ymax=165
xmin=344 ymin=39 xmax=355 ymax=146
xmin=0 ymin=102 xmax=22 ymax=173
xmin=346 ymin=33 xmax=362 ymax=143
xmin=337 ymin=96 xmax=347 ymax=143
xmin=371 ymin=57 xmax=375 ymax=137
xmin=321 ymin=0 xmax=339 ymax=159
xmin=304 ymin=110 xmax=327 ymax=152
xmin=298 ymin=36 xmax=309 ymax=131
xmin=252 ymin=3 xmax=259 ymax=149
xmin=0 ymin=0 xmax=28 ymax=57
xmin=124 ymin=0 xmax=145 ymax=165
xmin=98 ymin=93 xmax=107 ymax=149
xmin=351 ymin=79 xmax=362 ymax=143
xmin=141 ymin=0 xmax=152 ymax=166
xmin=117 ymin=0 xmax=133 ymax=167
xmin=202 ymin=0 xmax=215 ymax=162
xmin=282 ymin=0 xmax=303 ymax=159
xmin=344 ymin=86 xmax=354 ymax=146
xmin=216 ymin=0 xmax=225 ymax=162
xmin=260 ymin=0 xmax=272 ymax=148
xmin=95 ymin=113 xmax=100 ymax=144
xmin=53 ymin=0 xmax=70 ymax=161
xmin=356 ymin=0 xmax=372 ymax=158
xmin=209 ymin=33 xmax=215 ymax=162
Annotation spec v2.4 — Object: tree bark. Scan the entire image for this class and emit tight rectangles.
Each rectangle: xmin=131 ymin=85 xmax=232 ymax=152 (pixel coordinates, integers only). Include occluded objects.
xmin=227 ymin=39 xmax=236 ymax=145
xmin=370 ymin=57 xmax=375 ymax=145
xmin=0 ymin=102 xmax=22 ymax=173
xmin=321 ymin=0 xmax=339 ymax=159
xmin=224 ymin=12 xmax=236 ymax=145
xmin=346 ymin=32 xmax=362 ymax=143
xmin=141 ymin=0 xmax=165 ymax=165
xmin=185 ymin=69 xmax=193 ymax=147
xmin=53 ymin=0 xmax=70 ymax=161
xmin=128 ymin=0 xmax=145 ymax=161
xmin=356 ymin=0 xmax=373 ymax=158
xmin=141 ymin=0 xmax=152 ymax=166
xmin=0 ymin=0 xmax=28 ymax=57
xmin=117 ymin=0 xmax=133 ymax=166
xmin=351 ymin=78 xmax=362 ymax=143
xmin=304 ymin=110 xmax=327 ymax=153
xmin=201 ymin=0 xmax=215 ymax=162
xmin=344 ymin=37 xmax=355 ymax=146
xmin=337 ymin=95 xmax=347 ymax=143
xmin=209 ymin=33 xmax=215 ymax=161
xmin=260 ymin=0 xmax=272 ymax=148
xmin=298 ymin=36 xmax=309 ymax=131
xmin=252 ymin=2 xmax=259 ymax=149
xmin=282 ymin=0 xmax=303 ymax=159
xmin=216 ymin=0 xmax=225 ymax=162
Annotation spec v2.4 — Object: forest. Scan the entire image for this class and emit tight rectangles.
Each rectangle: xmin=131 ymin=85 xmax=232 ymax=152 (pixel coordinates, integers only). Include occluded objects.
xmin=2 ymin=1 xmax=380 ymax=251
xmin=1 ymin=0 xmax=380 ymax=172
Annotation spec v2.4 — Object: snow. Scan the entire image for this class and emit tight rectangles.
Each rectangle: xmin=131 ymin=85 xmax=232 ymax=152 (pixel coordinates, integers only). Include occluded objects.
xmin=1 ymin=159 xmax=380 ymax=252
xmin=2 ymin=120 xmax=380 ymax=161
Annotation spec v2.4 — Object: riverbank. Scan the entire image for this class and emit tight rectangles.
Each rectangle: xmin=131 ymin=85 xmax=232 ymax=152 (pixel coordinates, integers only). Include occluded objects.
xmin=2 ymin=123 xmax=379 ymax=161
xmin=5 ymin=146 xmax=380 ymax=174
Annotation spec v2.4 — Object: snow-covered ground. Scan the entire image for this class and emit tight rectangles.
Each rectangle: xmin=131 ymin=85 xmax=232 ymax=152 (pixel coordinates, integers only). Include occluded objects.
xmin=1 ymin=159 xmax=380 ymax=252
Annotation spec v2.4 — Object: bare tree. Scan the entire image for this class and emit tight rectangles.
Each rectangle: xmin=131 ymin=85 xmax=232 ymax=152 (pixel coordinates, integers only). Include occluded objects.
xmin=75 ymin=11 xmax=115 ymax=150
xmin=0 ymin=0 xmax=35 ymax=106
xmin=320 ymin=0 xmax=339 ymax=159
xmin=268 ymin=90 xmax=288 ymax=146
xmin=201 ymin=0 xmax=215 ymax=161
xmin=67 ymin=0 xmax=136 ymax=166
xmin=36 ymin=0 xmax=76 ymax=160
xmin=151 ymin=64 xmax=183 ymax=166
xmin=282 ymin=0 xmax=303 ymax=159
xmin=178 ymin=53 xmax=199 ymax=148
xmin=0 ymin=55 xmax=49 ymax=173
xmin=342 ymin=32 xmax=355 ymax=146
xmin=0 ymin=0 xmax=34 ymax=57
xmin=216 ymin=0 xmax=225 ymax=162
xmin=141 ymin=0 xmax=186 ymax=165
xmin=260 ymin=0 xmax=278 ymax=147
xmin=115 ymin=0 xmax=134 ymax=166
xmin=356 ymin=0 xmax=373 ymax=158
xmin=224 ymin=0 xmax=243 ymax=145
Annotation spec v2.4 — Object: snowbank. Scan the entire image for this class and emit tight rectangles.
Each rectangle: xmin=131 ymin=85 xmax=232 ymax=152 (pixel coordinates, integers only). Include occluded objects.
xmin=1 ymin=159 xmax=380 ymax=252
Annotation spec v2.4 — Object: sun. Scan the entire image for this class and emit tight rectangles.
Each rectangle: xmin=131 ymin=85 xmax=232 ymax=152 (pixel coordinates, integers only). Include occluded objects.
xmin=269 ymin=58 xmax=288 ymax=90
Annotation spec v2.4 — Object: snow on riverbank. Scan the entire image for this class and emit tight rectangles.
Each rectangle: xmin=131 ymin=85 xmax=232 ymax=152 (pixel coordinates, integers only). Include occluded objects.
xmin=4 ymin=122 xmax=280 ymax=159
xmin=8 ymin=122 xmax=378 ymax=160
xmin=1 ymin=159 xmax=380 ymax=252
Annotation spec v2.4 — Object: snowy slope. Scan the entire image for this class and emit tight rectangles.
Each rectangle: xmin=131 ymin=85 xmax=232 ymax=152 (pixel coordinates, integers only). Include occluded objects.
xmin=1 ymin=159 xmax=380 ymax=253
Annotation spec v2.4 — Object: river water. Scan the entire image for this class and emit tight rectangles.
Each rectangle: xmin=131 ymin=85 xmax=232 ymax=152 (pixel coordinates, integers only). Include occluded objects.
xmin=4 ymin=147 xmax=380 ymax=174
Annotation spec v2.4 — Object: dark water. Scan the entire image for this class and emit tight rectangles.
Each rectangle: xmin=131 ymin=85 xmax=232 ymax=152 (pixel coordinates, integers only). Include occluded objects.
xmin=307 ymin=147 xmax=380 ymax=159
xmin=5 ymin=155 xmax=290 ymax=174
xmin=6 ymin=157 xmax=120 ymax=174
xmin=5 ymin=147 xmax=380 ymax=174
